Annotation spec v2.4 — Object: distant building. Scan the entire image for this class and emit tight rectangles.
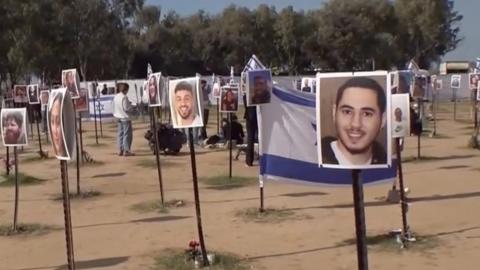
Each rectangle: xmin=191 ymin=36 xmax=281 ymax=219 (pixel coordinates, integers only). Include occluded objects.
xmin=439 ymin=61 xmax=473 ymax=74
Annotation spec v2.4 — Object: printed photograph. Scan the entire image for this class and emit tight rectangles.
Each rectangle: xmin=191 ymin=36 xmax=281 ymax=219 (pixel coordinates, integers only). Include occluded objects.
xmin=61 ymin=68 xmax=80 ymax=99
xmin=40 ymin=90 xmax=50 ymax=106
xmin=13 ymin=85 xmax=28 ymax=103
xmin=391 ymin=93 xmax=410 ymax=138
xmin=75 ymin=87 xmax=89 ymax=112
xmin=219 ymin=84 xmax=239 ymax=112
xmin=246 ymin=69 xmax=272 ymax=106
xmin=316 ymin=71 xmax=391 ymax=169
xmin=451 ymin=75 xmax=461 ymax=89
xmin=169 ymin=77 xmax=203 ymax=129
xmin=48 ymin=88 xmax=76 ymax=160
xmin=147 ymin=72 xmax=161 ymax=107
xmin=1 ymin=108 xmax=28 ymax=146
xmin=469 ymin=73 xmax=480 ymax=90
xmin=411 ymin=76 xmax=427 ymax=99
xmin=27 ymin=84 xmax=40 ymax=104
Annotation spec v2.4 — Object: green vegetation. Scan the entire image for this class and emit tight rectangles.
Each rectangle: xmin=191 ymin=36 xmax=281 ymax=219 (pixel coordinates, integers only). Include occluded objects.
xmin=235 ymin=207 xmax=311 ymax=223
xmin=0 ymin=223 xmax=59 ymax=237
xmin=199 ymin=175 xmax=257 ymax=190
xmin=130 ymin=199 xmax=187 ymax=214
xmin=152 ymin=249 xmax=249 ymax=270
xmin=0 ymin=173 xmax=46 ymax=187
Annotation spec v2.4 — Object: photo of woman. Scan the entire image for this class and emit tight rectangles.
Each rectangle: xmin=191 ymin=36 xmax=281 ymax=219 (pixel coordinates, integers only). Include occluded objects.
xmin=220 ymin=85 xmax=239 ymax=112
xmin=61 ymin=69 xmax=80 ymax=99
xmin=48 ymin=88 xmax=76 ymax=160
xmin=148 ymin=73 xmax=161 ymax=107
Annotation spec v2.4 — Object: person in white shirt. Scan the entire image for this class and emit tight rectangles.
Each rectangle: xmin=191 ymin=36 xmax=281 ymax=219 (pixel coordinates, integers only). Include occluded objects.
xmin=113 ymin=83 xmax=134 ymax=156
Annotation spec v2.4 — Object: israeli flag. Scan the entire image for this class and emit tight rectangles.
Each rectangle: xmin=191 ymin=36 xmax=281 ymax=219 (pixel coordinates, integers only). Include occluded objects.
xmin=406 ymin=59 xmax=420 ymax=72
xmin=242 ymin=54 xmax=266 ymax=72
xmin=258 ymin=85 xmax=397 ymax=186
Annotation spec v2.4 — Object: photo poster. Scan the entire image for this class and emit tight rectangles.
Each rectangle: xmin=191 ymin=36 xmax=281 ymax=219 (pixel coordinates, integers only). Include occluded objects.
xmin=27 ymin=84 xmax=40 ymax=104
xmin=435 ymin=79 xmax=443 ymax=91
xmin=395 ymin=70 xmax=414 ymax=94
xmin=147 ymin=72 xmax=162 ymax=107
xmin=47 ymin=88 xmax=76 ymax=160
xmin=300 ymin=77 xmax=316 ymax=93
xmin=13 ymin=85 xmax=28 ymax=104
xmin=316 ymin=71 xmax=392 ymax=169
xmin=61 ymin=68 xmax=80 ymax=99
xmin=212 ymin=78 xmax=221 ymax=98
xmin=246 ymin=69 xmax=273 ymax=106
xmin=168 ymin=76 xmax=204 ymax=129
xmin=477 ymin=83 xmax=480 ymax=101
xmin=1 ymin=108 xmax=28 ymax=147
xmin=219 ymin=84 xmax=239 ymax=113
xmin=451 ymin=74 xmax=461 ymax=89
xmin=75 ymin=86 xmax=89 ymax=112
xmin=40 ymin=90 xmax=50 ymax=106
xmin=391 ymin=93 xmax=410 ymax=138
xmin=411 ymin=75 xmax=427 ymax=99
xmin=160 ymin=75 xmax=169 ymax=108
xmin=469 ymin=73 xmax=480 ymax=90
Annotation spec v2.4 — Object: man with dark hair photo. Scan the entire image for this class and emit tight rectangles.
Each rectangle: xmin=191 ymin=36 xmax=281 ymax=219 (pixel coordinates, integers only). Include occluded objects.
xmin=171 ymin=79 xmax=203 ymax=127
xmin=1 ymin=109 xmax=27 ymax=145
xmin=321 ymin=76 xmax=387 ymax=166
xmin=247 ymin=70 xmax=272 ymax=105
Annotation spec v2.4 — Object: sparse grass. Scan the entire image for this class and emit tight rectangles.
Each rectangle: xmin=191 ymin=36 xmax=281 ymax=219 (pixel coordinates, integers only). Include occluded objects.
xmin=22 ymin=153 xmax=52 ymax=163
xmin=130 ymin=199 xmax=187 ymax=214
xmin=235 ymin=207 xmax=311 ymax=223
xmin=0 ymin=173 xmax=46 ymax=187
xmin=85 ymin=142 xmax=109 ymax=147
xmin=199 ymin=175 xmax=257 ymax=190
xmin=135 ymin=159 xmax=177 ymax=168
xmin=152 ymin=248 xmax=249 ymax=270
xmin=339 ymin=232 xmax=441 ymax=253
xmin=51 ymin=190 xmax=102 ymax=201
xmin=0 ymin=223 xmax=59 ymax=237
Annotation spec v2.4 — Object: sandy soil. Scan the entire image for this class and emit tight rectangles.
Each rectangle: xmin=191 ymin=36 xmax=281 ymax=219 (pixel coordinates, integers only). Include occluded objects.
xmin=0 ymin=103 xmax=479 ymax=270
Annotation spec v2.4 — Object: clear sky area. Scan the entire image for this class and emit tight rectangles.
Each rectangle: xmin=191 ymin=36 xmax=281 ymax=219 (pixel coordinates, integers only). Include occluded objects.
xmin=146 ymin=0 xmax=477 ymax=62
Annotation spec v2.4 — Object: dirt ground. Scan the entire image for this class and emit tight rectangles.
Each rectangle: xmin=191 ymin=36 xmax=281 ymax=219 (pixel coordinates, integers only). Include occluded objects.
xmin=1 ymin=102 xmax=480 ymax=270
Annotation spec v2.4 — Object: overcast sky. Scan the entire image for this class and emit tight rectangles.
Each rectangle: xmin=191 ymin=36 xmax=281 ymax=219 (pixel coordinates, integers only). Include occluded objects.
xmin=146 ymin=0 xmax=477 ymax=62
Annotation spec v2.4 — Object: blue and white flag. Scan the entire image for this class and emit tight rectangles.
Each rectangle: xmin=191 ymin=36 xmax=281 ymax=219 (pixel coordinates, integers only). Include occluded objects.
xmin=475 ymin=57 xmax=480 ymax=73
xmin=407 ymin=59 xmax=420 ymax=72
xmin=258 ymin=86 xmax=397 ymax=186
xmin=242 ymin=54 xmax=266 ymax=72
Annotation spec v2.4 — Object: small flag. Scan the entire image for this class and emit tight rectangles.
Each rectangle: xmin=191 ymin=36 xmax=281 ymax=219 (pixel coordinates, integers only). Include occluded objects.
xmin=407 ymin=59 xmax=419 ymax=72
xmin=242 ymin=54 xmax=266 ymax=73
xmin=147 ymin=63 xmax=152 ymax=78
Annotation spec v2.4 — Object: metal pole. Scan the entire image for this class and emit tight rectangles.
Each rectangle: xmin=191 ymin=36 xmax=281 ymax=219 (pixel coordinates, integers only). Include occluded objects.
xmin=35 ymin=110 xmax=44 ymax=157
xmin=78 ymin=113 xmax=85 ymax=163
xmin=216 ymin=100 xmax=220 ymax=135
xmin=74 ymin=104 xmax=80 ymax=195
xmin=228 ymin=113 xmax=233 ymax=178
xmin=60 ymin=160 xmax=75 ymax=270
xmin=6 ymin=147 xmax=10 ymax=176
xmin=188 ymin=128 xmax=209 ymax=267
xmin=12 ymin=147 xmax=19 ymax=232
xmin=93 ymin=86 xmax=99 ymax=145
xmin=98 ymin=95 xmax=103 ymax=137
xmin=396 ymin=138 xmax=410 ymax=243
xmin=453 ymin=88 xmax=457 ymax=121
xmin=352 ymin=169 xmax=368 ymax=270
xmin=433 ymin=92 xmax=437 ymax=136
xmin=259 ymin=179 xmax=264 ymax=212
xmin=474 ymin=89 xmax=478 ymax=129
xmin=152 ymin=110 xmax=164 ymax=205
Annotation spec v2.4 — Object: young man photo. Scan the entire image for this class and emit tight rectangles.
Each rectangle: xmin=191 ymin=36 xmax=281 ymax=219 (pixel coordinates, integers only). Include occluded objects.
xmin=391 ymin=93 xmax=410 ymax=138
xmin=317 ymin=73 xmax=391 ymax=169
xmin=169 ymin=77 xmax=203 ymax=129
xmin=28 ymin=84 xmax=40 ymax=104
xmin=1 ymin=108 xmax=28 ymax=146
xmin=246 ymin=69 xmax=272 ymax=106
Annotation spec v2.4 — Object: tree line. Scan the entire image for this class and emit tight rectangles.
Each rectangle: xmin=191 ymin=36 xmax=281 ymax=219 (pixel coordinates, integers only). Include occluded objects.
xmin=0 ymin=0 xmax=462 ymax=89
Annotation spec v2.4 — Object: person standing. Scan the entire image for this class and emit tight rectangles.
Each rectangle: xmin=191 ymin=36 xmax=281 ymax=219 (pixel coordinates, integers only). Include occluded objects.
xmin=113 ymin=83 xmax=134 ymax=156
xmin=243 ymin=93 xmax=257 ymax=166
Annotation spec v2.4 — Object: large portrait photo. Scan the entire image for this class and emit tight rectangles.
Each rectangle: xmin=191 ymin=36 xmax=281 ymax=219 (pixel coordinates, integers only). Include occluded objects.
xmin=316 ymin=71 xmax=391 ymax=169
xmin=40 ymin=90 xmax=50 ymax=106
xmin=1 ymin=108 xmax=28 ymax=146
xmin=169 ymin=77 xmax=203 ymax=129
xmin=246 ymin=69 xmax=272 ymax=106
xmin=451 ymin=74 xmax=461 ymax=89
xmin=391 ymin=94 xmax=410 ymax=138
xmin=147 ymin=72 xmax=162 ymax=107
xmin=469 ymin=73 xmax=480 ymax=90
xmin=48 ymin=88 xmax=76 ymax=160
xmin=27 ymin=84 xmax=40 ymax=104
xmin=75 ymin=87 xmax=89 ymax=112
xmin=61 ymin=68 xmax=80 ymax=99
xmin=13 ymin=85 xmax=28 ymax=103
xmin=219 ymin=84 xmax=239 ymax=112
